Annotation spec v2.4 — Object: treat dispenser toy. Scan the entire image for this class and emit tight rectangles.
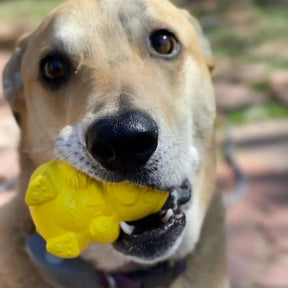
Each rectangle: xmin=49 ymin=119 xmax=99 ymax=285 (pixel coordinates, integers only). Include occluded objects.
xmin=25 ymin=161 xmax=168 ymax=258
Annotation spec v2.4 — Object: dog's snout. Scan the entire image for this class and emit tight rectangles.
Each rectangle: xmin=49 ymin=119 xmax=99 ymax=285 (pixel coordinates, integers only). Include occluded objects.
xmin=86 ymin=110 xmax=158 ymax=172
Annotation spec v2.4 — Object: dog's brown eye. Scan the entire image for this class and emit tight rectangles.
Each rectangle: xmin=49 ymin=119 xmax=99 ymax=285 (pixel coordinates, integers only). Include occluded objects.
xmin=44 ymin=60 xmax=65 ymax=79
xmin=149 ymin=30 xmax=179 ymax=57
xmin=40 ymin=54 xmax=71 ymax=88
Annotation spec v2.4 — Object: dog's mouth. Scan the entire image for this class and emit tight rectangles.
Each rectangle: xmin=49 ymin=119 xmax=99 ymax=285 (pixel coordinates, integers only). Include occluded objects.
xmin=113 ymin=180 xmax=192 ymax=261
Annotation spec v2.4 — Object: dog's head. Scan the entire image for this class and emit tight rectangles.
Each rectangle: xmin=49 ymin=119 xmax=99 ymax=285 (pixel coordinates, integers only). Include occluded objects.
xmin=3 ymin=0 xmax=216 ymax=270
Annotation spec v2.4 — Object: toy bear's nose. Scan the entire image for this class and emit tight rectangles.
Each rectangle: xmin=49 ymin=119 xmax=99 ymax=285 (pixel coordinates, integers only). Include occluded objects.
xmin=85 ymin=110 xmax=159 ymax=172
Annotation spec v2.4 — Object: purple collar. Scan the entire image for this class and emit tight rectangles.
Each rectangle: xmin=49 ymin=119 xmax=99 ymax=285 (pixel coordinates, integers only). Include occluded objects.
xmin=27 ymin=233 xmax=186 ymax=288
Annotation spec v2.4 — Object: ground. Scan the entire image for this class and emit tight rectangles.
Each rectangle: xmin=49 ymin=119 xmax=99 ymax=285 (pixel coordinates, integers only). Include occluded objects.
xmin=0 ymin=1 xmax=288 ymax=287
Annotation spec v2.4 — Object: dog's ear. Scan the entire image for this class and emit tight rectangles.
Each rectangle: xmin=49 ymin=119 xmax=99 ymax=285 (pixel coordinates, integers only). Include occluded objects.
xmin=2 ymin=33 xmax=30 ymax=112
xmin=181 ymin=10 xmax=215 ymax=72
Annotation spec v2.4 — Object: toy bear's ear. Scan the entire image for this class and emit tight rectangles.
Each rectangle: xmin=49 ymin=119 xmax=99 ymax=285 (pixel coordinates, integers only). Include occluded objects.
xmin=2 ymin=33 xmax=30 ymax=112
xmin=181 ymin=10 xmax=215 ymax=73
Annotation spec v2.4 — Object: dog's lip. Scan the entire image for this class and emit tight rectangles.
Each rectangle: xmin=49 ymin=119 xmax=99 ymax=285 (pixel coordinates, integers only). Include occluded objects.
xmin=119 ymin=211 xmax=185 ymax=243
xmin=113 ymin=212 xmax=186 ymax=258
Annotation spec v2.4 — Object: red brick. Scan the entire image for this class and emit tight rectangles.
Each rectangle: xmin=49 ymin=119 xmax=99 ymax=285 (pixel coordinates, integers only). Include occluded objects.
xmin=0 ymin=116 xmax=19 ymax=149
xmin=226 ymin=200 xmax=263 ymax=227
xmin=238 ymin=155 xmax=288 ymax=177
xmin=247 ymin=178 xmax=288 ymax=211
xmin=215 ymin=83 xmax=264 ymax=112
xmin=270 ymin=70 xmax=288 ymax=105
xmin=260 ymin=209 xmax=288 ymax=255
xmin=0 ymin=104 xmax=13 ymax=118
xmin=219 ymin=119 xmax=288 ymax=145
xmin=0 ymin=191 xmax=16 ymax=208
xmin=0 ymin=149 xmax=19 ymax=182
xmin=217 ymin=162 xmax=235 ymax=193
xmin=227 ymin=226 xmax=269 ymax=287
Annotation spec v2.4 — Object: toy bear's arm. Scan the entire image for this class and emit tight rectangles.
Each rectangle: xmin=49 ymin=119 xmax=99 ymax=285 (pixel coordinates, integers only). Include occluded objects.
xmin=25 ymin=162 xmax=59 ymax=206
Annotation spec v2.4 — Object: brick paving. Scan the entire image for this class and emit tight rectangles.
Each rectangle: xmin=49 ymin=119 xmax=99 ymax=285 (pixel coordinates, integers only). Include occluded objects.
xmin=0 ymin=52 xmax=19 ymax=203
xmin=218 ymin=121 xmax=288 ymax=288
xmin=1 ymin=50 xmax=288 ymax=288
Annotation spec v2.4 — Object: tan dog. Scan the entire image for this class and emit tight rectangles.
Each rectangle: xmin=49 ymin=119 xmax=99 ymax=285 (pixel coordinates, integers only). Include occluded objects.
xmin=1 ymin=0 xmax=229 ymax=287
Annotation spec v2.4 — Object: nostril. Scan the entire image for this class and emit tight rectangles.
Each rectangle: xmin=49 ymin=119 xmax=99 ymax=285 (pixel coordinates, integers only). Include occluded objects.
xmin=129 ymin=133 xmax=157 ymax=157
xmin=92 ymin=142 xmax=115 ymax=161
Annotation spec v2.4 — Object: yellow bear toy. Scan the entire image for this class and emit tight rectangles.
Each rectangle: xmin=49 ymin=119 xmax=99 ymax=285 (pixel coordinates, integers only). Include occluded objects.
xmin=25 ymin=161 xmax=168 ymax=258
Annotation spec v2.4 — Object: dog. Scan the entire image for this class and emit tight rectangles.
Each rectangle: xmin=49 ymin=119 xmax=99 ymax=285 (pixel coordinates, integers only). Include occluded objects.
xmin=1 ymin=0 xmax=229 ymax=287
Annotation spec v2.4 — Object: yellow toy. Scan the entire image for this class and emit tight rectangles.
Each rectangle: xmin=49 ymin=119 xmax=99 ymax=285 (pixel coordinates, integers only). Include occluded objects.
xmin=25 ymin=161 xmax=168 ymax=258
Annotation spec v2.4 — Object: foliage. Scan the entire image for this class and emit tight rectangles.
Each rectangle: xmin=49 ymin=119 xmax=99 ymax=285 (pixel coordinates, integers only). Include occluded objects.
xmin=0 ymin=0 xmax=63 ymax=23
xmin=228 ymin=102 xmax=288 ymax=125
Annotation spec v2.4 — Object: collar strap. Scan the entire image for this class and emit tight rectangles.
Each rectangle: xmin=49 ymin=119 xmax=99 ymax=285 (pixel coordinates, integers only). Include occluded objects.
xmin=27 ymin=234 xmax=186 ymax=288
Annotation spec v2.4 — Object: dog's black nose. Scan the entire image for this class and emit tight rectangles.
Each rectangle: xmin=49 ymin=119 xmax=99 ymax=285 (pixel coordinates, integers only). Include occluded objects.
xmin=86 ymin=110 xmax=158 ymax=172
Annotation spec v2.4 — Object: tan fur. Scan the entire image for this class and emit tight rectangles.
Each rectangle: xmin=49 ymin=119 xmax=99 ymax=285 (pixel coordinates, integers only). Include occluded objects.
xmin=1 ymin=0 xmax=229 ymax=287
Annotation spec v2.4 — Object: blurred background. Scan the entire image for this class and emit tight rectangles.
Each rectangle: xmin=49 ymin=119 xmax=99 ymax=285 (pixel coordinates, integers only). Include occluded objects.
xmin=0 ymin=1 xmax=287 ymax=287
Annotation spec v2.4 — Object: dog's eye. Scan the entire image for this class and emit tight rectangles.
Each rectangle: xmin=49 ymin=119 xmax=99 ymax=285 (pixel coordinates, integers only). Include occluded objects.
xmin=149 ymin=30 xmax=179 ymax=57
xmin=40 ymin=54 xmax=71 ymax=87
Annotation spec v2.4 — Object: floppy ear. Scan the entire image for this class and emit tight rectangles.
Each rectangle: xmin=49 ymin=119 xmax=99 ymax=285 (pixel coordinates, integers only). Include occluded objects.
xmin=2 ymin=33 xmax=30 ymax=112
xmin=182 ymin=10 xmax=215 ymax=72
